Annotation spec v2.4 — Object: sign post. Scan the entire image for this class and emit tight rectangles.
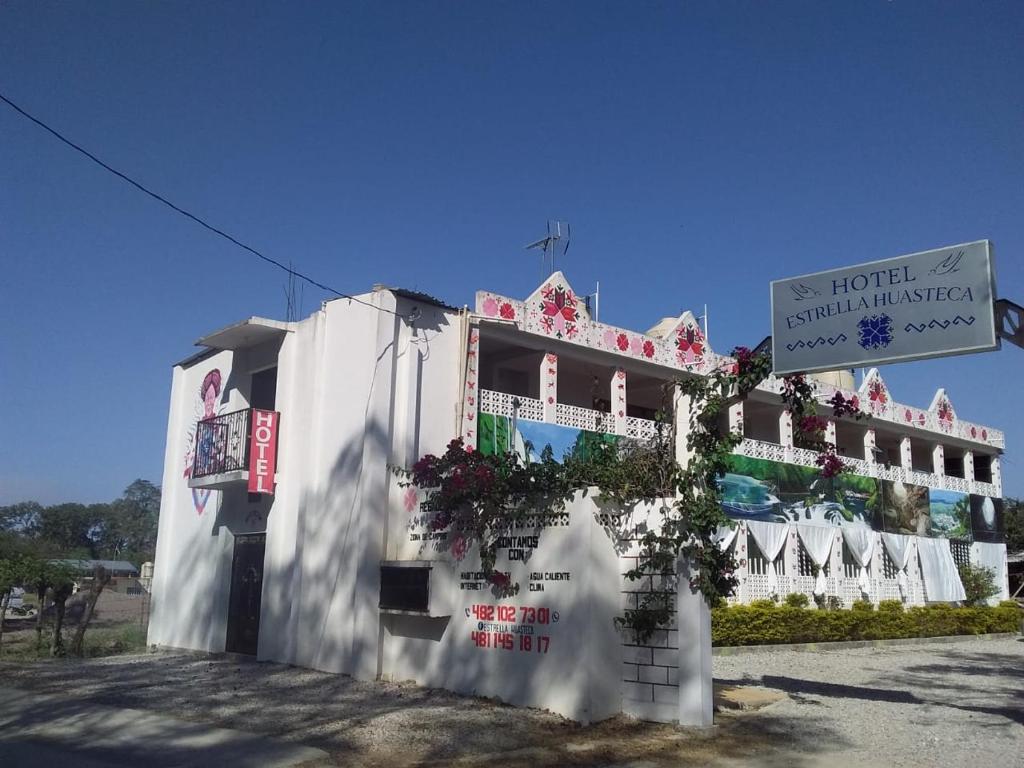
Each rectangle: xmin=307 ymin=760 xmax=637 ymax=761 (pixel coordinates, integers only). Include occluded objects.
xmin=771 ymin=240 xmax=998 ymax=375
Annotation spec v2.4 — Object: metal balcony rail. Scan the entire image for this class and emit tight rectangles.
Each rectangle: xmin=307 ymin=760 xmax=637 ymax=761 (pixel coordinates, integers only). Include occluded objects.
xmin=192 ymin=408 xmax=253 ymax=479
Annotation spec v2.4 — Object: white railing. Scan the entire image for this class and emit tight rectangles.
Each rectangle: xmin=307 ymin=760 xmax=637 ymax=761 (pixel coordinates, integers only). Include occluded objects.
xmin=478 ymin=389 xmax=545 ymax=422
xmin=734 ymin=438 xmax=1001 ymax=497
xmin=480 ymin=389 xmax=659 ymax=440
xmin=556 ymin=402 xmax=609 ymax=433
xmin=626 ymin=416 xmax=659 ymax=440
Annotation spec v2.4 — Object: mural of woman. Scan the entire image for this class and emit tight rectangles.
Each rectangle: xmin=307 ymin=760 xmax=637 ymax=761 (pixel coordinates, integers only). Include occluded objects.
xmin=183 ymin=368 xmax=222 ymax=515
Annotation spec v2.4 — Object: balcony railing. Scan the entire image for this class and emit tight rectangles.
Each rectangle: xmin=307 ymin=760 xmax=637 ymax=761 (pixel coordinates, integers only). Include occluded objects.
xmin=478 ymin=389 xmax=658 ymax=440
xmin=734 ymin=438 xmax=1000 ymax=497
xmin=192 ymin=408 xmax=255 ymax=479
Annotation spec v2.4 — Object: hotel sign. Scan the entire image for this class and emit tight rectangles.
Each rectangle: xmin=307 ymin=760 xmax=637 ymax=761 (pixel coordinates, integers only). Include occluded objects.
xmin=248 ymin=409 xmax=279 ymax=494
xmin=771 ymin=241 xmax=998 ymax=375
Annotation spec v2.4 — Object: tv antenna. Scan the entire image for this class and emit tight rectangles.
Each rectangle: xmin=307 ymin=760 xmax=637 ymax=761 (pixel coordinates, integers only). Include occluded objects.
xmin=525 ymin=220 xmax=571 ymax=277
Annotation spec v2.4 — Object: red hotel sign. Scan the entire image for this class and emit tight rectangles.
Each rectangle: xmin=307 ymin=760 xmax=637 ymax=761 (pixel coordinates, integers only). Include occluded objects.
xmin=248 ymin=409 xmax=279 ymax=495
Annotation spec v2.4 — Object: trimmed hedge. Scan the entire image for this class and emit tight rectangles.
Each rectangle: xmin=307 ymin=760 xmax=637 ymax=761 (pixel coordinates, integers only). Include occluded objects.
xmin=712 ymin=601 xmax=1021 ymax=646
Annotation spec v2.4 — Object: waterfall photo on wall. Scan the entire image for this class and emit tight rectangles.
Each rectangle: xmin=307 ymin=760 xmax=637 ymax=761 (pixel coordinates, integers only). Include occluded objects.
xmin=969 ymin=494 xmax=1005 ymax=542
xmin=720 ymin=455 xmax=878 ymax=527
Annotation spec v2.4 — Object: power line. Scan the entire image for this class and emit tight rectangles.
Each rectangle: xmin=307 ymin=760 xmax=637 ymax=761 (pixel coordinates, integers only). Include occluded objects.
xmin=0 ymin=90 xmax=405 ymax=319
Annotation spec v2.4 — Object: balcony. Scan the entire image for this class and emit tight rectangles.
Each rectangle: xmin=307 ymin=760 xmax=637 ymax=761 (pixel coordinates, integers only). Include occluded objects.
xmin=188 ymin=408 xmax=280 ymax=491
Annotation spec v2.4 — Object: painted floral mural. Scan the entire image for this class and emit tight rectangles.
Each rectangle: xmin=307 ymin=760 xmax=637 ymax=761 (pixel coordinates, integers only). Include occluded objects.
xmin=538 ymin=281 xmax=580 ymax=339
xmin=676 ymin=324 xmax=705 ymax=366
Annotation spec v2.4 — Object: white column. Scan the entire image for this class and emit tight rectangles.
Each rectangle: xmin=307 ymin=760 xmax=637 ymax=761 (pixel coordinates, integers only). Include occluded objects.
xmin=735 ymin=522 xmax=750 ymax=604
xmin=461 ymin=327 xmax=481 ymax=449
xmin=729 ymin=401 xmax=744 ymax=437
xmin=783 ymin=527 xmax=799 ymax=586
xmin=831 ymin=529 xmax=844 ymax=601
xmin=824 ymin=420 xmax=837 ymax=447
xmin=992 ymin=456 xmax=1002 ymax=495
xmin=779 ymin=409 xmax=794 ymax=463
xmin=612 ymin=367 xmax=627 ymax=435
xmin=677 ymin=557 xmax=713 ymax=726
xmin=541 ymin=352 xmax=557 ymax=424
xmin=900 ymin=436 xmax=913 ymax=472
xmin=673 ymin=387 xmax=713 ymax=727
xmin=963 ymin=450 xmax=975 ymax=482
xmin=864 ymin=429 xmax=876 ymax=464
xmin=932 ymin=444 xmax=945 ymax=476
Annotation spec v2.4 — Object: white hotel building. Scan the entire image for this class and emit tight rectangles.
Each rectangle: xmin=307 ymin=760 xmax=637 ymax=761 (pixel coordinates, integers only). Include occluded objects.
xmin=149 ymin=272 xmax=1009 ymax=725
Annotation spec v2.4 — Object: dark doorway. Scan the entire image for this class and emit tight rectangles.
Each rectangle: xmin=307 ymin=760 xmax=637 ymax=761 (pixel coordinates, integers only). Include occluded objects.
xmin=225 ymin=533 xmax=265 ymax=655
xmin=250 ymin=367 xmax=277 ymax=410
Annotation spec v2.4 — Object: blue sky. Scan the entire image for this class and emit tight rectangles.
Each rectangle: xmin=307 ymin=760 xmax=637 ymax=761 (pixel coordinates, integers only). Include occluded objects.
xmin=1 ymin=1 xmax=1022 ymax=504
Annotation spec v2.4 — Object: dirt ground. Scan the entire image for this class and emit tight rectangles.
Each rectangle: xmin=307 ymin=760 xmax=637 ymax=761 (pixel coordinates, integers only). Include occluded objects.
xmin=0 ymin=636 xmax=1020 ymax=767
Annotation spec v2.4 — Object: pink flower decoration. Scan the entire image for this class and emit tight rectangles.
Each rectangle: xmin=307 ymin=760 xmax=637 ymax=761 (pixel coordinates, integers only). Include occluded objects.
xmin=629 ymin=336 xmax=643 ymax=355
xmin=642 ymin=340 xmax=655 ymax=358
xmin=481 ymin=297 xmax=499 ymax=317
xmin=499 ymin=302 xmax=516 ymax=320
xmin=603 ymin=329 xmax=616 ymax=348
xmin=403 ymin=487 xmax=418 ymax=513
xmin=904 ymin=409 xmax=912 ymax=422
xmin=616 ymin=333 xmax=629 ymax=351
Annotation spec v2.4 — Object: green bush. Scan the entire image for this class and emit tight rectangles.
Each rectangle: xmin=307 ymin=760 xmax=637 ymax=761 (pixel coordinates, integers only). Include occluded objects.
xmin=851 ymin=599 xmax=875 ymax=613
xmin=783 ymin=593 xmax=810 ymax=608
xmin=712 ymin=602 xmax=1020 ymax=646
xmin=958 ymin=563 xmax=1000 ymax=606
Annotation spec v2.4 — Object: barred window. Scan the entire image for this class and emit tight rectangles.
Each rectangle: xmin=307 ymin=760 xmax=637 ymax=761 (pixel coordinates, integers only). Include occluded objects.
xmin=881 ymin=547 xmax=899 ymax=579
xmin=797 ymin=539 xmax=827 ymax=577
xmin=747 ymin=531 xmax=784 ymax=576
xmin=949 ymin=539 xmax=971 ymax=570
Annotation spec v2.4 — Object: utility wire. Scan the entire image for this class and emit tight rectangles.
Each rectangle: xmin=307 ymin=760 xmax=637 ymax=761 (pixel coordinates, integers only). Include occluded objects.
xmin=0 ymin=90 xmax=405 ymax=318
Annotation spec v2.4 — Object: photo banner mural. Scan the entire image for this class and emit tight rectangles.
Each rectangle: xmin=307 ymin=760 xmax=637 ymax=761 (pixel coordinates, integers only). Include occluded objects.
xmin=475 ymin=409 xmax=1005 ymax=543
xmin=721 ymin=454 xmax=1003 ymax=542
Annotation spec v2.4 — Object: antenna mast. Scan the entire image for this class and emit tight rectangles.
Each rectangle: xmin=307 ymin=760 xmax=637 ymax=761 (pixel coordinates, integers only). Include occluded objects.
xmin=525 ymin=220 xmax=570 ymax=278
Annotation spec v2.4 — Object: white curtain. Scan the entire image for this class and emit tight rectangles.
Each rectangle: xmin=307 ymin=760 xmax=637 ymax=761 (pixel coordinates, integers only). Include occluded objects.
xmin=843 ymin=526 xmax=875 ymax=597
xmin=970 ymin=541 xmax=1009 ymax=603
xmin=746 ymin=520 xmax=790 ymax=596
xmin=882 ymin=532 xmax=914 ymax=599
xmin=917 ymin=538 xmax=967 ymax=603
xmin=715 ymin=524 xmax=739 ymax=552
xmin=797 ymin=524 xmax=836 ymax=597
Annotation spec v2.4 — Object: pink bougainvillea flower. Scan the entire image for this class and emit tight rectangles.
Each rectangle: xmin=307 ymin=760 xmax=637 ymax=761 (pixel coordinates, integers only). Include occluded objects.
xmin=450 ymin=534 xmax=468 ymax=561
xmin=481 ymin=297 xmax=499 ymax=317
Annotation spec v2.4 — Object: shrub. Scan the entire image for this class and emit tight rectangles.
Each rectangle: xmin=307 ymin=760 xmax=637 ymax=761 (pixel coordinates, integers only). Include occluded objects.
xmin=958 ymin=563 xmax=1000 ymax=607
xmin=749 ymin=599 xmax=778 ymax=610
xmin=784 ymin=593 xmax=810 ymax=609
xmin=712 ymin=602 xmax=1020 ymax=647
xmin=851 ymin=599 xmax=874 ymax=613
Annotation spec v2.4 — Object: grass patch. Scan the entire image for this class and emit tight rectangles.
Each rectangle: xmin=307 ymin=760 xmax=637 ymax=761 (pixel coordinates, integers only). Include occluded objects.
xmin=0 ymin=621 xmax=147 ymax=661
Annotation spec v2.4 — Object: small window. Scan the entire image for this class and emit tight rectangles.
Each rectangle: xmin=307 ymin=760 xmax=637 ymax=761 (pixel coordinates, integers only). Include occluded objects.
xmin=380 ymin=566 xmax=430 ymax=611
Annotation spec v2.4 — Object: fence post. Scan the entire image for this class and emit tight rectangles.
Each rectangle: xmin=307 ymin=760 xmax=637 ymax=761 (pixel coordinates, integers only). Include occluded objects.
xmin=677 ymin=556 xmax=714 ymax=726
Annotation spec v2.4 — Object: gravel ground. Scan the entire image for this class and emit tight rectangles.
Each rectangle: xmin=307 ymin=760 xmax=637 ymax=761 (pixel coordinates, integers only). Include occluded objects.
xmin=713 ymin=636 xmax=1024 ymax=767
xmin=0 ymin=636 xmax=1020 ymax=767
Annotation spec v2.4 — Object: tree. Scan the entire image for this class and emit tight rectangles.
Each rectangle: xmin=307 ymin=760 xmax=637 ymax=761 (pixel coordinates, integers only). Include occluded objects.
xmin=1005 ymin=497 xmax=1023 ymax=554
xmin=958 ymin=562 xmax=1000 ymax=607
xmin=0 ymin=554 xmax=25 ymax=656
xmin=69 ymin=565 xmax=112 ymax=657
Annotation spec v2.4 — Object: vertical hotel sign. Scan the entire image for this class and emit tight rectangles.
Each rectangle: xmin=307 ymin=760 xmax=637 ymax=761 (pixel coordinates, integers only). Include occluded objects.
xmin=771 ymin=241 xmax=998 ymax=375
xmin=248 ymin=409 xmax=278 ymax=494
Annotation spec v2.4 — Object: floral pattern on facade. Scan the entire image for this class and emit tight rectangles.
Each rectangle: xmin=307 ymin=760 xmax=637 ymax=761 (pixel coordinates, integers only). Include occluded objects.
xmin=675 ymin=323 xmax=705 ymax=367
xmin=538 ymin=281 xmax=581 ymax=339
xmin=461 ymin=328 xmax=481 ymax=449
